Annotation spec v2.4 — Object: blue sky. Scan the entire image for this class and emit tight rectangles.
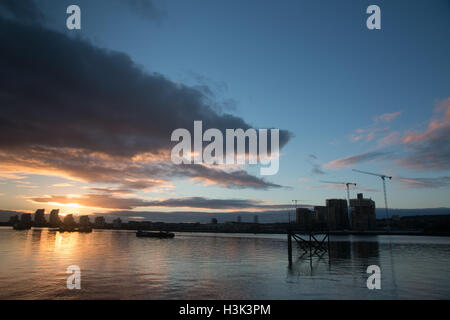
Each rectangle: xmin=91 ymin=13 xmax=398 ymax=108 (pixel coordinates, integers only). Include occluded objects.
xmin=0 ymin=0 xmax=449 ymax=216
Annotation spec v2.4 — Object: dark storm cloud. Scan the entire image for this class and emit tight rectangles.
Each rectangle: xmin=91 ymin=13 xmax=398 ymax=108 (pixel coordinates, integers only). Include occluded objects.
xmin=172 ymin=164 xmax=283 ymax=189
xmin=0 ymin=14 xmax=292 ymax=157
xmin=0 ymin=0 xmax=44 ymax=24
xmin=0 ymin=7 xmax=292 ymax=190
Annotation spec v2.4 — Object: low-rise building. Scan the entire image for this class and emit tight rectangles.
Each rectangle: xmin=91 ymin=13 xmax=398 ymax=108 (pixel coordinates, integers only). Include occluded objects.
xmin=94 ymin=216 xmax=106 ymax=228
xmin=113 ymin=218 xmax=122 ymax=229
xmin=9 ymin=215 xmax=19 ymax=225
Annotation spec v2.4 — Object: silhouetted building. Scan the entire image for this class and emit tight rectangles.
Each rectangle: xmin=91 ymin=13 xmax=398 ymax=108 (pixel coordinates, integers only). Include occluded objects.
xmin=49 ymin=209 xmax=60 ymax=227
xmin=326 ymin=199 xmax=349 ymax=230
xmin=79 ymin=215 xmax=90 ymax=226
xmin=237 ymin=216 xmax=242 ymax=223
xmin=34 ymin=209 xmax=46 ymax=226
xmin=296 ymin=208 xmax=313 ymax=229
xmin=211 ymin=218 xmax=218 ymax=224
xmin=9 ymin=215 xmax=19 ymax=225
xmin=350 ymin=193 xmax=376 ymax=231
xmin=113 ymin=218 xmax=122 ymax=229
xmin=398 ymin=215 xmax=450 ymax=234
xmin=94 ymin=216 xmax=106 ymax=228
xmin=63 ymin=214 xmax=76 ymax=226
xmin=254 ymin=215 xmax=259 ymax=224
xmin=20 ymin=213 xmax=32 ymax=226
xmin=314 ymin=206 xmax=328 ymax=226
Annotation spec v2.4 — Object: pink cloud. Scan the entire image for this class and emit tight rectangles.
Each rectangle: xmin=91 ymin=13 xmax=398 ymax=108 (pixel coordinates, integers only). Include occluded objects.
xmin=375 ymin=111 xmax=402 ymax=123
xmin=325 ymin=151 xmax=389 ymax=169
xmin=402 ymin=99 xmax=450 ymax=144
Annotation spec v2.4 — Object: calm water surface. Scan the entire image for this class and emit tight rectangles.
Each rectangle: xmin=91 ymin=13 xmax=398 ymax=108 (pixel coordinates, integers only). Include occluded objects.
xmin=0 ymin=227 xmax=449 ymax=299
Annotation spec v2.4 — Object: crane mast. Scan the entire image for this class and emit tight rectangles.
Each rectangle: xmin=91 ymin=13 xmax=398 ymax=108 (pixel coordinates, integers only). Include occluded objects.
xmin=320 ymin=181 xmax=356 ymax=228
xmin=352 ymin=169 xmax=392 ymax=232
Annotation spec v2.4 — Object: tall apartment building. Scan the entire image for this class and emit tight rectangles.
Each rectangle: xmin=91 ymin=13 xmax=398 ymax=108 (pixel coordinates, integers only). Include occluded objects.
xmin=314 ymin=206 xmax=328 ymax=227
xmin=49 ymin=209 xmax=60 ymax=227
xmin=296 ymin=207 xmax=313 ymax=229
xmin=79 ymin=215 xmax=90 ymax=226
xmin=94 ymin=216 xmax=106 ymax=228
xmin=63 ymin=214 xmax=76 ymax=226
xmin=34 ymin=209 xmax=46 ymax=226
xmin=326 ymin=199 xmax=349 ymax=230
xmin=350 ymin=193 xmax=376 ymax=231
xmin=21 ymin=213 xmax=32 ymax=226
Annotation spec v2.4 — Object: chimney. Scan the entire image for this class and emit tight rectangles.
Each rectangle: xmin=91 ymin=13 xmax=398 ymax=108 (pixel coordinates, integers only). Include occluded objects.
xmin=357 ymin=193 xmax=363 ymax=200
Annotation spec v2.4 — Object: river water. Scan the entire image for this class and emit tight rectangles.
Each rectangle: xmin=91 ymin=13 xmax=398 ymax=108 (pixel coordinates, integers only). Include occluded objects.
xmin=0 ymin=227 xmax=449 ymax=299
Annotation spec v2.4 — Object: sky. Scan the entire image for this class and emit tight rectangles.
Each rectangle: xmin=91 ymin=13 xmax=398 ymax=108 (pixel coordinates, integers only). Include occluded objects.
xmin=0 ymin=0 xmax=449 ymax=221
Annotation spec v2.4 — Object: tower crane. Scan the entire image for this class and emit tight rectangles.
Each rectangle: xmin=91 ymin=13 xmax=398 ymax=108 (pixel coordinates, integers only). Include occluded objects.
xmin=352 ymin=169 xmax=392 ymax=231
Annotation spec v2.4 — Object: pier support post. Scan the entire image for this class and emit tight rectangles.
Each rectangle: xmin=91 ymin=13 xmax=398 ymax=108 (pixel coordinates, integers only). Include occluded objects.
xmin=287 ymin=232 xmax=292 ymax=266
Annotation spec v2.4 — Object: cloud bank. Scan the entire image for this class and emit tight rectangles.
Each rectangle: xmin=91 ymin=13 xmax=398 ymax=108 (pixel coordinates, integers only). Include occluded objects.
xmin=0 ymin=3 xmax=292 ymax=191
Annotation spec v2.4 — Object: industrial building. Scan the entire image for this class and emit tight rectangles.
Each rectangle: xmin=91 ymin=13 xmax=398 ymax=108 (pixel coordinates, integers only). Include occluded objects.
xmin=350 ymin=193 xmax=376 ymax=230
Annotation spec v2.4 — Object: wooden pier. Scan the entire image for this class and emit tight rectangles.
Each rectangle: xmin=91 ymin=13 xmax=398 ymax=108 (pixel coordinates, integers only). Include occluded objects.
xmin=287 ymin=228 xmax=330 ymax=265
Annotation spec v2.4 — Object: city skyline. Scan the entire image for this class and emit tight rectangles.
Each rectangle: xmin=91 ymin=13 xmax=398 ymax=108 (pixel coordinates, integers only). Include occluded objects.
xmin=0 ymin=0 xmax=449 ymax=222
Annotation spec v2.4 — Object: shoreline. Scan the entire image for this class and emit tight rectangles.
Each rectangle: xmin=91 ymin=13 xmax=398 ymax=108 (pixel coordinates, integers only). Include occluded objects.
xmin=2 ymin=225 xmax=449 ymax=237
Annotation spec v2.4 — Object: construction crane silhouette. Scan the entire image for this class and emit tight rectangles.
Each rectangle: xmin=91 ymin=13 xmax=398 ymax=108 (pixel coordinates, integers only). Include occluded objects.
xmin=320 ymin=181 xmax=357 ymax=205
xmin=352 ymin=169 xmax=392 ymax=231
xmin=320 ymin=181 xmax=356 ymax=226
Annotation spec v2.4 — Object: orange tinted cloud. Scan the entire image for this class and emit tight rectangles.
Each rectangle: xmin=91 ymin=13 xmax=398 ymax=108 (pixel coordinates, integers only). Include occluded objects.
xmin=325 ymin=151 xmax=390 ymax=169
xmin=30 ymin=194 xmax=292 ymax=211
xmin=402 ymin=99 xmax=450 ymax=144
